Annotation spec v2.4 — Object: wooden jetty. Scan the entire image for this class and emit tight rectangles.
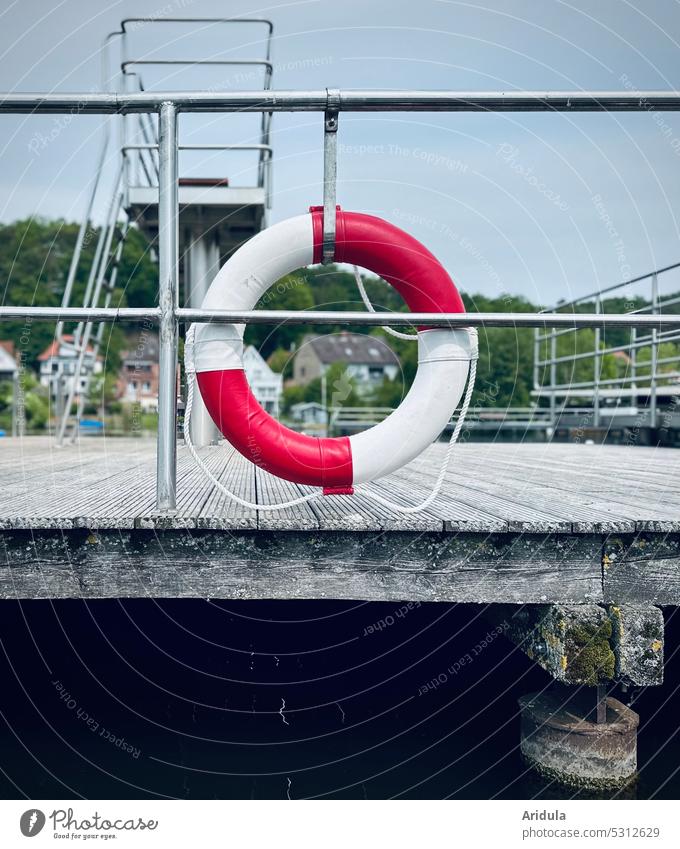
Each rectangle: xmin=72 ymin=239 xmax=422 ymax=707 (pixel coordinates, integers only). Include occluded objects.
xmin=1 ymin=435 xmax=676 ymax=788
xmin=0 ymin=437 xmax=677 ymax=605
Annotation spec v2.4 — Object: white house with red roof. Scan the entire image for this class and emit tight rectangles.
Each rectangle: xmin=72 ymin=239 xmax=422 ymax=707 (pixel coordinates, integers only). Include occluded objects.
xmin=38 ymin=334 xmax=103 ymax=402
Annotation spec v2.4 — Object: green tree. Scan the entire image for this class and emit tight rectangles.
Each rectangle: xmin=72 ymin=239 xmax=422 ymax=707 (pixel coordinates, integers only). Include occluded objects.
xmin=245 ymin=273 xmax=315 ymax=357
xmin=267 ymin=347 xmax=295 ymax=378
xmin=86 ymin=372 xmax=120 ymax=417
xmin=0 ymin=218 xmax=157 ymax=370
xmin=18 ymin=372 xmax=50 ymax=431
xmin=636 ymin=341 xmax=680 ymax=384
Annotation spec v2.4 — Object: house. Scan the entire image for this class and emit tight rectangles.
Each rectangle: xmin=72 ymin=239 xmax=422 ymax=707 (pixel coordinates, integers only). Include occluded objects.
xmin=289 ymin=401 xmax=327 ymax=427
xmin=243 ymin=345 xmax=283 ymax=416
xmin=0 ymin=342 xmax=19 ymax=437
xmin=0 ymin=341 xmax=18 ymax=378
xmin=116 ymin=332 xmax=160 ymax=412
xmin=292 ymin=332 xmax=399 ymax=390
xmin=38 ymin=334 xmax=103 ymax=401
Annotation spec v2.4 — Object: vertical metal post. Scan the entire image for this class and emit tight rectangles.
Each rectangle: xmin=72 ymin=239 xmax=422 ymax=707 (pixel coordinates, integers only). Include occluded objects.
xmin=596 ymin=683 xmax=607 ymax=725
xmin=549 ymin=331 xmax=557 ymax=426
xmin=321 ymin=373 xmax=328 ymax=437
xmin=650 ymin=272 xmax=659 ymax=429
xmin=593 ymin=296 xmax=602 ymax=428
xmin=156 ymin=102 xmax=178 ymax=511
xmin=186 ymin=227 xmax=221 ymax=447
xmin=322 ymin=89 xmax=339 ymax=264
xmin=630 ymin=326 xmax=637 ymax=410
xmin=121 ymin=29 xmax=129 ymax=207
xmin=532 ymin=329 xmax=539 ymax=394
xmin=11 ymin=370 xmax=18 ymax=438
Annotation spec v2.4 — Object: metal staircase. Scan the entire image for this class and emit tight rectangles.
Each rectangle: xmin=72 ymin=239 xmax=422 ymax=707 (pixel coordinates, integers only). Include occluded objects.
xmin=55 ymin=17 xmax=274 ymax=446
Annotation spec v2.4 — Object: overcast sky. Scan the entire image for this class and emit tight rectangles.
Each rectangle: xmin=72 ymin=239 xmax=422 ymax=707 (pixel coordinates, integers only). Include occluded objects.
xmin=2 ymin=0 xmax=680 ymax=306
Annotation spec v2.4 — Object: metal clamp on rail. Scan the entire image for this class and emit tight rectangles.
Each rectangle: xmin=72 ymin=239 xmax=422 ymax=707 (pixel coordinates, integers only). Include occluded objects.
xmin=322 ymin=88 xmax=340 ymax=264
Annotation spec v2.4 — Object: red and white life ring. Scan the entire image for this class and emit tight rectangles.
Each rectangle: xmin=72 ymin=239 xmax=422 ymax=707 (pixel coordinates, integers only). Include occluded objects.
xmin=192 ymin=207 xmax=475 ymax=493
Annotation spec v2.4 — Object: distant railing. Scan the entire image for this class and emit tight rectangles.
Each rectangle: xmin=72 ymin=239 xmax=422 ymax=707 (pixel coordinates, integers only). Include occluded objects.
xmin=534 ymin=262 xmax=680 ymax=428
xmin=329 ymin=406 xmax=393 ymax=430
xmin=328 ymin=405 xmax=556 ymax=435
xmin=3 ymin=88 xmax=680 ymax=508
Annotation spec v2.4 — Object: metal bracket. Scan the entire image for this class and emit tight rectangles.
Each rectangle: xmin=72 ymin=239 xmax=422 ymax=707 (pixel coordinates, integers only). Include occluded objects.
xmin=322 ymin=88 xmax=340 ymax=264
xmin=596 ymin=682 xmax=608 ymax=724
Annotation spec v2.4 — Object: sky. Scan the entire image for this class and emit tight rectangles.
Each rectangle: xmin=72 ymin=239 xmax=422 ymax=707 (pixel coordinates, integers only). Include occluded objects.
xmin=1 ymin=0 xmax=680 ymax=306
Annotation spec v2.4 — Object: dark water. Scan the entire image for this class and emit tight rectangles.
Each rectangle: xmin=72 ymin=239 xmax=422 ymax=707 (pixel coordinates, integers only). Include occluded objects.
xmin=0 ymin=599 xmax=678 ymax=800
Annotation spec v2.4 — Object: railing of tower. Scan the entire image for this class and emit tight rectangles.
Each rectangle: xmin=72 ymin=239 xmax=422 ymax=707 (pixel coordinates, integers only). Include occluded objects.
xmin=53 ymin=18 xmax=275 ymax=445
xmin=2 ymin=90 xmax=680 ymax=509
xmin=534 ymin=262 xmax=680 ymax=429
xmin=117 ymin=17 xmax=275 ymax=205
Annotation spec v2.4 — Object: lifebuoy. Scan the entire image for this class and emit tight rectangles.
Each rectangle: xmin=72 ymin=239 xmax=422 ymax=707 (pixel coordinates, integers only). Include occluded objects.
xmin=191 ymin=207 xmax=475 ymax=493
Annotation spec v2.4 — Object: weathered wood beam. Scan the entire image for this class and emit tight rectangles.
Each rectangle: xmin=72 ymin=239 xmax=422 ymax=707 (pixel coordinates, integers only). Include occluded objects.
xmin=0 ymin=529 xmax=602 ymax=603
xmin=604 ymin=534 xmax=680 ymax=605
xmin=1 ymin=529 xmax=679 ymax=610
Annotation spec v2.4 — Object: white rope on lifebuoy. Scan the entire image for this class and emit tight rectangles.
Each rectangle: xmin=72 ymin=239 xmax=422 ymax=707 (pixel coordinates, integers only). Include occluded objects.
xmin=352 ymin=265 xmax=419 ymax=341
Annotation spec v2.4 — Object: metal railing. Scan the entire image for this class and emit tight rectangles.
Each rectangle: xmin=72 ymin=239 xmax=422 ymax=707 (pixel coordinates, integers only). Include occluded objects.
xmin=327 ymin=405 xmax=557 ymax=434
xmin=534 ymin=262 xmax=680 ymax=428
xmin=3 ymin=88 xmax=680 ymax=509
xmin=117 ymin=18 xmax=275 ymax=204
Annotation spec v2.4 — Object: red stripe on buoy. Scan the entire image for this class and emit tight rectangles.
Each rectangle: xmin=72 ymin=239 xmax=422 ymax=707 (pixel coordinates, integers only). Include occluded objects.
xmin=197 ymin=369 xmax=353 ymax=488
xmin=310 ymin=206 xmax=465 ymax=327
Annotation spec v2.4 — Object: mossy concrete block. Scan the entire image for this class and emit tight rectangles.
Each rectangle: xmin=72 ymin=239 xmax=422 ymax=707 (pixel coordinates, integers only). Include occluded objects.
xmin=502 ymin=604 xmax=615 ymax=686
xmin=519 ymin=691 xmax=639 ymax=789
xmin=608 ymin=604 xmax=664 ymax=686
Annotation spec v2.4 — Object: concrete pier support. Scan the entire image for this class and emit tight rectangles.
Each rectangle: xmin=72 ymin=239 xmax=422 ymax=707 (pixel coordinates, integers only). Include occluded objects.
xmin=185 ymin=227 xmax=222 ymax=447
xmin=498 ymin=603 xmax=664 ymax=687
xmin=494 ymin=603 xmax=664 ymax=788
xmin=519 ymin=690 xmax=639 ymax=790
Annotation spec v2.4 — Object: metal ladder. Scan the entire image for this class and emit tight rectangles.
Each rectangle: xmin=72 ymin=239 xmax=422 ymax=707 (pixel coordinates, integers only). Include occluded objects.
xmin=55 ymin=152 xmax=130 ymax=444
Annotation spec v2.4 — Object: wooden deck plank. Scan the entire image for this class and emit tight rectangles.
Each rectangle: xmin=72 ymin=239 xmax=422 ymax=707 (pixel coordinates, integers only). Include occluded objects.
xmin=198 ymin=447 xmax=258 ymax=529
xmin=452 ymin=449 xmax=680 ymax=531
xmin=371 ymin=466 xmax=508 ymax=533
xmin=254 ymin=467 xmax=319 ymax=531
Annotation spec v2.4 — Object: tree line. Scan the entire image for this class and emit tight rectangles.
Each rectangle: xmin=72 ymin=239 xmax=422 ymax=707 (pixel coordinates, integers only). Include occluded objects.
xmin=1 ymin=218 xmax=676 ymax=429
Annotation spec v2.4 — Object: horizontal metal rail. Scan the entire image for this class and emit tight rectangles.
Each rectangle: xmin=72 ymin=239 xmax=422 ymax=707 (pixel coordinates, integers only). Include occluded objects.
xmin=3 ymin=90 xmax=680 ymax=114
xmin=536 ymin=295 xmax=680 ymax=341
xmin=327 ymin=405 xmax=559 ymax=434
xmin=545 ymin=370 xmax=680 ymax=390
xmin=122 ymin=59 xmax=274 ymax=73
xmin=542 ymin=260 xmax=680 ymax=313
xmin=536 ymin=334 xmax=680 ymax=365
xmin=124 ymin=144 xmax=272 ymax=152
xmin=169 ymin=310 xmax=680 ymax=329
xmin=0 ymin=307 xmax=158 ymax=322
xmin=2 ymin=306 xmax=680 ymax=329
xmin=119 ymin=17 xmax=274 ymax=36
